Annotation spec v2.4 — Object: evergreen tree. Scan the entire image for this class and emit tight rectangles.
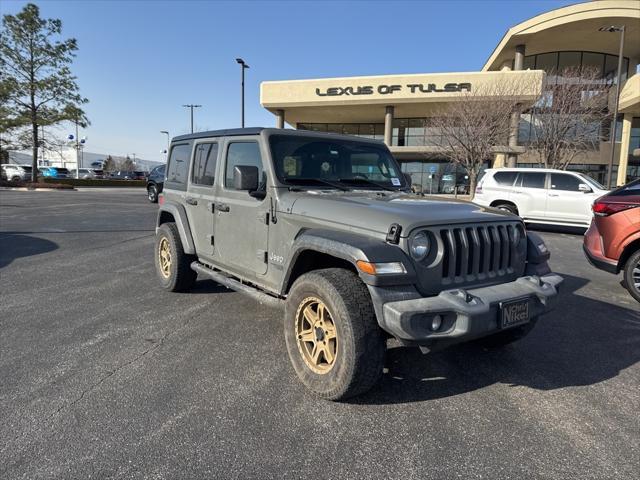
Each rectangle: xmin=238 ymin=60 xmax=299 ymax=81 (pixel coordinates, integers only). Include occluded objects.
xmin=0 ymin=3 xmax=88 ymax=181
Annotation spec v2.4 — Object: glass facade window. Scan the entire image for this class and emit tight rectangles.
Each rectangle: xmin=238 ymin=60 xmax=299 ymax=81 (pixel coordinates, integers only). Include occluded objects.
xmin=297 ymin=123 xmax=385 ymax=141
xmin=523 ymin=51 xmax=629 ymax=84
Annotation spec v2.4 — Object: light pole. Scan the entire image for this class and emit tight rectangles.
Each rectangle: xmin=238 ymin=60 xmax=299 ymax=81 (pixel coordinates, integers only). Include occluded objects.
xmin=182 ymin=104 xmax=202 ymax=134
xmin=236 ymin=58 xmax=250 ymax=127
xmin=599 ymin=25 xmax=626 ymax=189
xmin=160 ymin=130 xmax=170 ymax=161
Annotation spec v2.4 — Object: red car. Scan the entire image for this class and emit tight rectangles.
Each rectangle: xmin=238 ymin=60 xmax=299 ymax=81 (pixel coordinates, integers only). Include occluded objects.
xmin=583 ymin=179 xmax=640 ymax=302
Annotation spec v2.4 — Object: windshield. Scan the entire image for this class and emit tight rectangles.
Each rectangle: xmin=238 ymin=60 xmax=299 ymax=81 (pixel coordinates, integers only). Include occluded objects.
xmin=269 ymin=134 xmax=407 ymax=190
xmin=577 ymin=173 xmax=605 ymax=190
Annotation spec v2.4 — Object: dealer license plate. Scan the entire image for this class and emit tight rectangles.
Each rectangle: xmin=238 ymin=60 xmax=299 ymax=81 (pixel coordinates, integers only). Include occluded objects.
xmin=500 ymin=299 xmax=530 ymax=328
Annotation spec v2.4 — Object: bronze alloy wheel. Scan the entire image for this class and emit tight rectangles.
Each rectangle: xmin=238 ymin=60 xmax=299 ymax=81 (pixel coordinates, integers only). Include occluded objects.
xmin=158 ymin=237 xmax=172 ymax=278
xmin=295 ymin=297 xmax=338 ymax=374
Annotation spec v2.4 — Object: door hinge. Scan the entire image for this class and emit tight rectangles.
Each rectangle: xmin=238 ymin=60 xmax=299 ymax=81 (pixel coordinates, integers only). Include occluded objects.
xmin=258 ymin=211 xmax=269 ymax=224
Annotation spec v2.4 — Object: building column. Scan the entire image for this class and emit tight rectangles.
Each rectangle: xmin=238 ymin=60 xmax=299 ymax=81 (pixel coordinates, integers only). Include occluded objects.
xmin=616 ymin=113 xmax=633 ymax=186
xmin=384 ymin=106 xmax=394 ymax=146
xmin=506 ymin=44 xmax=526 ymax=168
xmin=275 ymin=109 xmax=285 ymax=129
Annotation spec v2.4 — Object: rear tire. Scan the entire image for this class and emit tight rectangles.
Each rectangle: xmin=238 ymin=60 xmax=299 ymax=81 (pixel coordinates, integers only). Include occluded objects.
xmin=154 ymin=222 xmax=197 ymax=292
xmin=623 ymin=249 xmax=640 ymax=303
xmin=475 ymin=319 xmax=537 ymax=348
xmin=147 ymin=184 xmax=158 ymax=203
xmin=493 ymin=202 xmax=518 ymax=215
xmin=284 ymin=268 xmax=386 ymax=401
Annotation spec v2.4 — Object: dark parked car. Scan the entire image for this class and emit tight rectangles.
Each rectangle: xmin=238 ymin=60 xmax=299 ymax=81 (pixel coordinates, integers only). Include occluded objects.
xmin=146 ymin=164 xmax=165 ymax=203
xmin=584 ymin=178 xmax=640 ymax=302
xmin=132 ymin=170 xmax=147 ymax=180
xmin=109 ymin=171 xmax=136 ymax=180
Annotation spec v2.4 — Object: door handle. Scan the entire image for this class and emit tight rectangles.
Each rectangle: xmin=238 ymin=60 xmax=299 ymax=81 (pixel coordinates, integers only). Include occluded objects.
xmin=216 ymin=203 xmax=230 ymax=212
xmin=185 ymin=197 xmax=198 ymax=206
xmin=548 ymin=193 xmax=559 ymax=197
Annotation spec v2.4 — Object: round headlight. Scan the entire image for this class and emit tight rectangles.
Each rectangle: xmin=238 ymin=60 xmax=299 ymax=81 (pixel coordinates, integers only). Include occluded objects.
xmin=409 ymin=231 xmax=430 ymax=261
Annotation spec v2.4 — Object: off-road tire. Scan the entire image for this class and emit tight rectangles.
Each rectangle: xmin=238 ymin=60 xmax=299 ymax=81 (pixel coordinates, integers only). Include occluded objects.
xmin=475 ymin=318 xmax=537 ymax=348
xmin=154 ymin=222 xmax=197 ymax=292
xmin=284 ymin=268 xmax=386 ymax=401
xmin=147 ymin=184 xmax=158 ymax=203
xmin=623 ymin=249 xmax=640 ymax=303
xmin=494 ymin=202 xmax=518 ymax=215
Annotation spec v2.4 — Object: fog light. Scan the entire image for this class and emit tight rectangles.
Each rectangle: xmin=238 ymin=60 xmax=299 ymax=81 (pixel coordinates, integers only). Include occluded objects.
xmin=431 ymin=314 xmax=443 ymax=331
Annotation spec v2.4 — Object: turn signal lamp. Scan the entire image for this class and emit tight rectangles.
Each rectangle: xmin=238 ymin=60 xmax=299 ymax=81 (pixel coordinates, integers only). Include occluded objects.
xmin=356 ymin=261 xmax=406 ymax=275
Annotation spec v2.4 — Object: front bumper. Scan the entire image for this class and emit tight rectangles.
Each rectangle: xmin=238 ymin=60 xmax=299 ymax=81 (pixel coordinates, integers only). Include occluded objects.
xmin=378 ymin=273 xmax=563 ymax=351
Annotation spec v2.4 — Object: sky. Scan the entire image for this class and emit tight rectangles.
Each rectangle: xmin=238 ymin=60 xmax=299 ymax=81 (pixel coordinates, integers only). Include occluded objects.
xmin=1 ymin=0 xmax=576 ymax=162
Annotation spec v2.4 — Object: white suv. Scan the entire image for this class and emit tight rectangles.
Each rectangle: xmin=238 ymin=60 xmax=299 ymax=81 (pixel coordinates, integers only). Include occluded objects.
xmin=474 ymin=168 xmax=608 ymax=227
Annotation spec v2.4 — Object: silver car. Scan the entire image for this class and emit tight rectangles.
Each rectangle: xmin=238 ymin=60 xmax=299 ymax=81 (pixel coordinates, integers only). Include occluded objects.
xmin=68 ymin=168 xmax=100 ymax=179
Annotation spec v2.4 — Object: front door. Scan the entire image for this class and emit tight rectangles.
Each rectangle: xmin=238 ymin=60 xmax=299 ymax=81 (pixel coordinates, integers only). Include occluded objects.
xmin=546 ymin=172 xmax=596 ymax=225
xmin=213 ymin=138 xmax=269 ymax=276
xmin=184 ymin=141 xmax=220 ymax=259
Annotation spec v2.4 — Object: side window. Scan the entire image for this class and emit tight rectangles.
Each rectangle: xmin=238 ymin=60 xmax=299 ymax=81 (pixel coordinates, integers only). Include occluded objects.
xmin=166 ymin=144 xmax=191 ymax=185
xmin=519 ymin=172 xmax=546 ymax=189
xmin=550 ymin=173 xmax=581 ymax=192
xmin=493 ymin=171 xmax=518 ymax=186
xmin=191 ymin=142 xmax=218 ymax=186
xmin=225 ymin=142 xmax=263 ymax=189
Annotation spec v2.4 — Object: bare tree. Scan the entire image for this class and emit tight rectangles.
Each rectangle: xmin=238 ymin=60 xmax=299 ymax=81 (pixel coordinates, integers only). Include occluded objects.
xmin=428 ymin=79 xmax=531 ymax=199
xmin=525 ymin=67 xmax=612 ymax=169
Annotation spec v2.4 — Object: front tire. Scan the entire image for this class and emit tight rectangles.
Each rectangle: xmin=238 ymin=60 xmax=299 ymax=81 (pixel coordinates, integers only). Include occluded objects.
xmin=154 ymin=222 xmax=197 ymax=292
xmin=284 ymin=268 xmax=386 ymax=401
xmin=147 ymin=184 xmax=158 ymax=203
xmin=623 ymin=249 xmax=640 ymax=303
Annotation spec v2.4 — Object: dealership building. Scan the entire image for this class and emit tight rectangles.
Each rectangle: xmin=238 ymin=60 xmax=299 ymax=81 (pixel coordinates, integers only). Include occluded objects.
xmin=261 ymin=1 xmax=640 ymax=193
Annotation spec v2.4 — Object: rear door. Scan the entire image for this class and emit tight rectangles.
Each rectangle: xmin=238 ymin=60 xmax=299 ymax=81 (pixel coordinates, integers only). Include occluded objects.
xmin=213 ymin=138 xmax=270 ymax=276
xmin=184 ymin=141 xmax=220 ymax=259
xmin=511 ymin=172 xmax=547 ymax=220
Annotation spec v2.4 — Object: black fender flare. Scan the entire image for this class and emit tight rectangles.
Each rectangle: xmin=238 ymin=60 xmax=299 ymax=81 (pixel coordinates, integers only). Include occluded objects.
xmin=156 ymin=202 xmax=196 ymax=254
xmin=280 ymin=229 xmax=416 ymax=293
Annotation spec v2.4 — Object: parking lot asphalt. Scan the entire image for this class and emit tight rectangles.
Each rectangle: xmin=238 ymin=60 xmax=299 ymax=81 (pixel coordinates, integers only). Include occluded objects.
xmin=1 ymin=189 xmax=638 ymax=480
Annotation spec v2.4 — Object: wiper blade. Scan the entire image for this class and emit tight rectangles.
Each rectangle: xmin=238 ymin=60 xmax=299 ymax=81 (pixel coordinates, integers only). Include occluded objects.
xmin=338 ymin=177 xmax=396 ymax=192
xmin=285 ymin=178 xmax=350 ymax=191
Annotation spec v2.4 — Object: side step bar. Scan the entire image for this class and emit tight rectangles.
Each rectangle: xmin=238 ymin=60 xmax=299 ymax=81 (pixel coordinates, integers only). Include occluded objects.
xmin=190 ymin=261 xmax=283 ymax=308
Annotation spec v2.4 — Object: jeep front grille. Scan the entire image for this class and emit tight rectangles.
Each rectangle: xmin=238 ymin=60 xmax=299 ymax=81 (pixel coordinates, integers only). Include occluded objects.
xmin=438 ymin=223 xmax=524 ymax=284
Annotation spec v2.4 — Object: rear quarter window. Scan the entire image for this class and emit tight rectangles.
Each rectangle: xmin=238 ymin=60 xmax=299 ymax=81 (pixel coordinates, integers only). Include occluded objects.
xmin=609 ymin=179 xmax=640 ymax=197
xmin=493 ymin=171 xmax=518 ymax=186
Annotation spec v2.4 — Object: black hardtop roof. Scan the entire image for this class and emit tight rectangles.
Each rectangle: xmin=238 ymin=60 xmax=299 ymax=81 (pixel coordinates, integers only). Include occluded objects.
xmin=171 ymin=127 xmax=385 ymax=144
xmin=172 ymin=127 xmax=265 ymax=142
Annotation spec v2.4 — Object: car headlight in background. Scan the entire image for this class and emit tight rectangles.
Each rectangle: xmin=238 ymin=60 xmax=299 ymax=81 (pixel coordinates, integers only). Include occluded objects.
xmin=409 ymin=231 xmax=430 ymax=261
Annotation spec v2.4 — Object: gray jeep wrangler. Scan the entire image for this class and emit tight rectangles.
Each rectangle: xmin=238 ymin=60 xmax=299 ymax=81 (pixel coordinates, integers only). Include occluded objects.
xmin=154 ymin=128 xmax=562 ymax=400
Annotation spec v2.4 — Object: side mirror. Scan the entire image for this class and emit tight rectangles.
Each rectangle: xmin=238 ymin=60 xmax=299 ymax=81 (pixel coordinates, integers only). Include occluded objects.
xmin=233 ymin=165 xmax=259 ymax=191
xmin=578 ymin=183 xmax=592 ymax=193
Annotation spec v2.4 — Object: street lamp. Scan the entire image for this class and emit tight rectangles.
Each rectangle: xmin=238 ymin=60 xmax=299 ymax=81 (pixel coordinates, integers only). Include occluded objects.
xmin=236 ymin=58 xmax=250 ymax=128
xmin=599 ymin=25 xmax=626 ymax=189
xmin=182 ymin=104 xmax=202 ymax=134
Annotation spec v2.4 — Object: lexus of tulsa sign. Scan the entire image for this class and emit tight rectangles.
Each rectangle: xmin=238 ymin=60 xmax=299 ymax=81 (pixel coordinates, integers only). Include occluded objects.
xmin=315 ymin=83 xmax=472 ymax=97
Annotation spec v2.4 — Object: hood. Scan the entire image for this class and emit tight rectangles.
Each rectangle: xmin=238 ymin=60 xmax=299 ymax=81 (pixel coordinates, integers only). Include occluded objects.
xmin=287 ymin=191 xmax=515 ymax=236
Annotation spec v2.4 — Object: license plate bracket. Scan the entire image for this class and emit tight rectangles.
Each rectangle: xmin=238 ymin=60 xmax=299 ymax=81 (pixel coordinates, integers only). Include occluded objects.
xmin=500 ymin=298 xmax=530 ymax=328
